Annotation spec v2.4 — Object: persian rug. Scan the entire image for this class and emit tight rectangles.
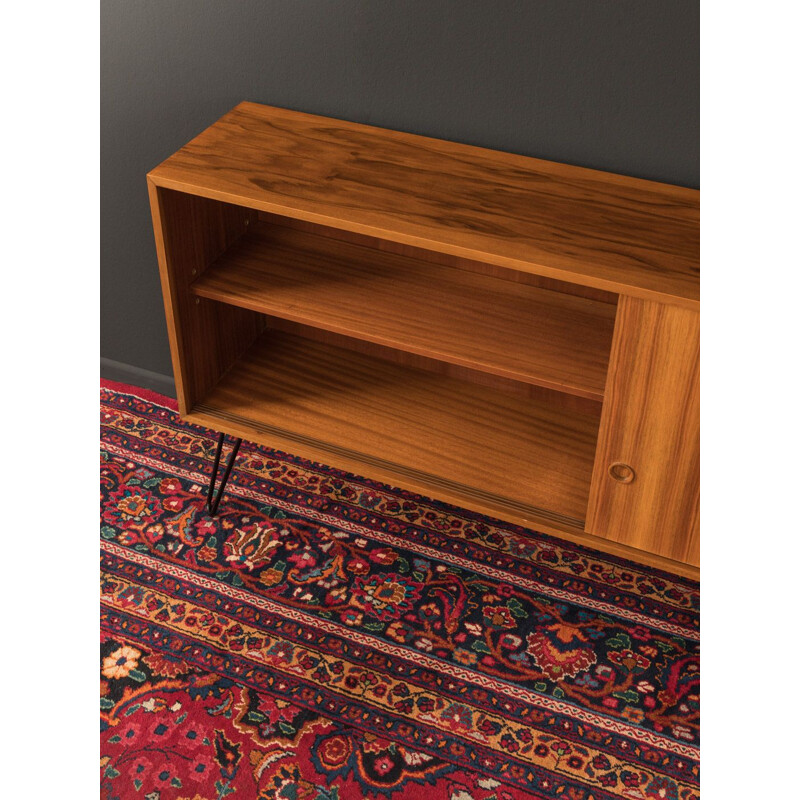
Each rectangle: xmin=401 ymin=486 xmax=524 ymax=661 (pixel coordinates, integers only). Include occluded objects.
xmin=100 ymin=381 xmax=700 ymax=800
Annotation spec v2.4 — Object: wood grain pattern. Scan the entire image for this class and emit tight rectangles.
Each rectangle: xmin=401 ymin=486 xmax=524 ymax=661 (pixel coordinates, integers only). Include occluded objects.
xmin=192 ymin=221 xmax=616 ymax=400
xmin=255 ymin=211 xmax=620 ymax=305
xmin=191 ymin=329 xmax=601 ymax=525
xmin=263 ymin=317 xmax=604 ymax=418
xmin=148 ymin=102 xmax=699 ymax=308
xmin=146 ymin=185 xmax=265 ymax=414
xmin=585 ymin=297 xmax=700 ymax=565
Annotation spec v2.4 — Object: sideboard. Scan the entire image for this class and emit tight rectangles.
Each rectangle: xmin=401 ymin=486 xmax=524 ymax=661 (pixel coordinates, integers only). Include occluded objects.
xmin=147 ymin=102 xmax=699 ymax=577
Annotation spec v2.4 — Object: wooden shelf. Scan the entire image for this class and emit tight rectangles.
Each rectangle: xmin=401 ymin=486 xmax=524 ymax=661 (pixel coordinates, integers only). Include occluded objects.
xmin=191 ymin=222 xmax=616 ymax=401
xmin=187 ymin=329 xmax=600 ymax=525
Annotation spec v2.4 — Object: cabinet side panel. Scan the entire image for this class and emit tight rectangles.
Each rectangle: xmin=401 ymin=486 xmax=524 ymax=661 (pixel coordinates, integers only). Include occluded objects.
xmin=147 ymin=182 xmax=264 ymax=413
xmin=585 ymin=296 xmax=699 ymax=565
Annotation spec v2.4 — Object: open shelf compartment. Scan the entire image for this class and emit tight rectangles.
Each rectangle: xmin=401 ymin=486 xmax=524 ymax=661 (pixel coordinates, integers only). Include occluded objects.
xmin=190 ymin=218 xmax=617 ymax=402
xmin=185 ymin=325 xmax=601 ymax=528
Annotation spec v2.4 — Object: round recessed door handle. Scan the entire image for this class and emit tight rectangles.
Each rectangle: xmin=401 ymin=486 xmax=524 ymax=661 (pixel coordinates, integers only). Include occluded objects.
xmin=608 ymin=462 xmax=635 ymax=484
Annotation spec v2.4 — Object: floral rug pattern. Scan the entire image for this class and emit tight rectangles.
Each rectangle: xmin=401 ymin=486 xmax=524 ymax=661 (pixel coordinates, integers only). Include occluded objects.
xmin=100 ymin=382 xmax=699 ymax=799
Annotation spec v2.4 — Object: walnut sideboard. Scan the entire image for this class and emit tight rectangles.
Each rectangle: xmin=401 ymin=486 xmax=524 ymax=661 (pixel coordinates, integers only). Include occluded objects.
xmin=147 ymin=102 xmax=699 ymax=578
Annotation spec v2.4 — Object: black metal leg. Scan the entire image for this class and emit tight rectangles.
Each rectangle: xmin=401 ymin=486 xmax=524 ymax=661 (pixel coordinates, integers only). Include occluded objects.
xmin=206 ymin=432 xmax=242 ymax=516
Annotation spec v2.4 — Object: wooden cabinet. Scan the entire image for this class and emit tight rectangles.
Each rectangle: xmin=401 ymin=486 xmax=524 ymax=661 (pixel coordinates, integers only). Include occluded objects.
xmin=147 ymin=102 xmax=699 ymax=577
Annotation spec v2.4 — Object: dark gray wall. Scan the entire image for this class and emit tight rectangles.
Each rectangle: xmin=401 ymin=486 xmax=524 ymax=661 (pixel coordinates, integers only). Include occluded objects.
xmin=101 ymin=0 xmax=699 ymax=394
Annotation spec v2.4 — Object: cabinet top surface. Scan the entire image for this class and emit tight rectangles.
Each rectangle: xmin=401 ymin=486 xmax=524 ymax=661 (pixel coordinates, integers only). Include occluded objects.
xmin=149 ymin=102 xmax=699 ymax=307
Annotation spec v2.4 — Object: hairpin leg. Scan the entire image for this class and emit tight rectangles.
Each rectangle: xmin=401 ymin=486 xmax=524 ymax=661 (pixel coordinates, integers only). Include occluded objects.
xmin=206 ymin=432 xmax=242 ymax=516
